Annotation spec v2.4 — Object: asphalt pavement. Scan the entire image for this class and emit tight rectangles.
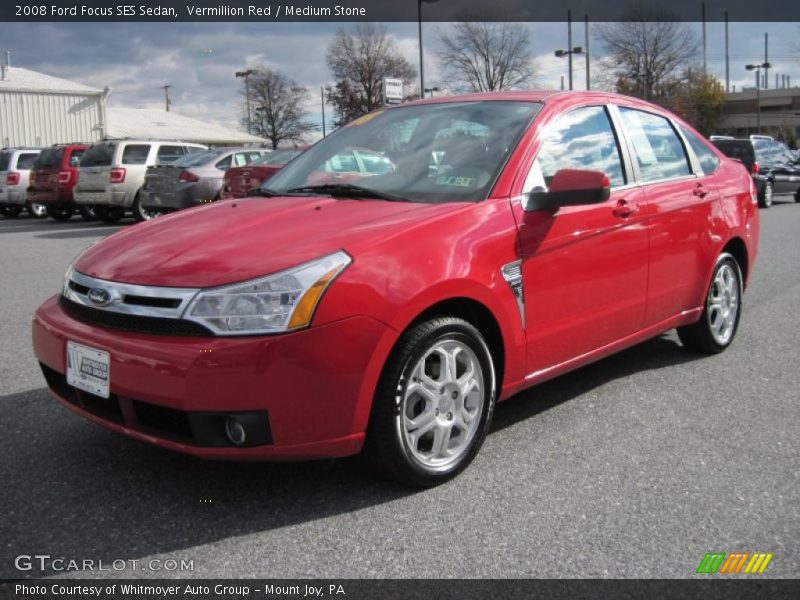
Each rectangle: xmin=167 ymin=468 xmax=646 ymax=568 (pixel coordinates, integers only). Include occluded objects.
xmin=0 ymin=201 xmax=798 ymax=579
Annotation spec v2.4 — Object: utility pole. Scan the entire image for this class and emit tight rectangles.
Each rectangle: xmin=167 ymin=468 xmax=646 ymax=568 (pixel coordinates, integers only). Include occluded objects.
xmin=320 ymin=86 xmax=326 ymax=138
xmin=235 ymin=69 xmax=255 ymax=135
xmin=567 ymin=10 xmax=573 ymax=90
xmin=764 ymin=33 xmax=769 ymax=89
xmin=584 ymin=14 xmax=590 ymax=90
xmin=724 ymin=11 xmax=730 ymax=92
xmin=701 ymin=2 xmax=707 ymax=76
xmin=162 ymin=85 xmax=172 ymax=112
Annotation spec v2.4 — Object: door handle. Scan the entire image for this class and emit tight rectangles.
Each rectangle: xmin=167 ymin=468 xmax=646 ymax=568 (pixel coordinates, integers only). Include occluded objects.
xmin=693 ymin=183 xmax=710 ymax=198
xmin=612 ymin=199 xmax=638 ymax=218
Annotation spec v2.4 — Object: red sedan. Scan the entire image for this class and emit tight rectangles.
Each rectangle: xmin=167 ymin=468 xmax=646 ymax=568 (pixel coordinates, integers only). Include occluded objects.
xmin=32 ymin=91 xmax=759 ymax=486
xmin=220 ymin=147 xmax=306 ymax=200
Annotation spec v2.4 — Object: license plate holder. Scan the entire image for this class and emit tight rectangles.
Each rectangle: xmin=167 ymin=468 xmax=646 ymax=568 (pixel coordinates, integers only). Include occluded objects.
xmin=66 ymin=341 xmax=110 ymax=399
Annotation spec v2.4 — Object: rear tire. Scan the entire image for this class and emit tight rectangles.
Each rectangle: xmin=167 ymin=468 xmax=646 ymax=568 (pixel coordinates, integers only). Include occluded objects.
xmin=26 ymin=201 xmax=47 ymax=218
xmin=94 ymin=205 xmax=125 ymax=224
xmin=678 ymin=253 xmax=743 ymax=354
xmin=0 ymin=205 xmax=23 ymax=218
xmin=363 ymin=317 xmax=496 ymax=487
xmin=46 ymin=205 xmax=75 ymax=221
xmin=758 ymin=180 xmax=773 ymax=208
xmin=132 ymin=193 xmax=157 ymax=222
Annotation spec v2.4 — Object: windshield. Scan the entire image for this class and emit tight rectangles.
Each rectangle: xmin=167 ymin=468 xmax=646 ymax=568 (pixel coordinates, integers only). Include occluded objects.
xmin=170 ymin=149 xmax=221 ymax=168
xmin=263 ymin=101 xmax=541 ymax=203
xmin=34 ymin=148 xmax=64 ymax=169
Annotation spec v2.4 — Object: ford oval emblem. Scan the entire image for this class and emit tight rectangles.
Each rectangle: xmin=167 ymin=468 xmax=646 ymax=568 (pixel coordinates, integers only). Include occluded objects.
xmin=87 ymin=287 xmax=113 ymax=307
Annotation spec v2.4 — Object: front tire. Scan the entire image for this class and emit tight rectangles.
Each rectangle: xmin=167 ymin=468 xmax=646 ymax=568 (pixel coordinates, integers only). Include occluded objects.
xmin=678 ymin=253 xmax=743 ymax=354
xmin=758 ymin=180 xmax=773 ymax=208
xmin=364 ymin=317 xmax=496 ymax=487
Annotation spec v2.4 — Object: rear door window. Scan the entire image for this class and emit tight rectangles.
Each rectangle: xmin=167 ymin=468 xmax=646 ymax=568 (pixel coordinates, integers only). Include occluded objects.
xmin=619 ymin=108 xmax=691 ymax=182
xmin=156 ymin=145 xmax=185 ymax=165
xmin=16 ymin=153 xmax=40 ymax=170
xmin=121 ymin=144 xmax=152 ymax=165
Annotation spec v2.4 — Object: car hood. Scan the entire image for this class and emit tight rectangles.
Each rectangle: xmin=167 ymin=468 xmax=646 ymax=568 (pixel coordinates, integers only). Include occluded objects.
xmin=75 ymin=195 xmax=467 ymax=287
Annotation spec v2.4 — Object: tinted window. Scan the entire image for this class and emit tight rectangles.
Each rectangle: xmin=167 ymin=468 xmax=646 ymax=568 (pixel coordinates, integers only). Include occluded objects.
xmin=81 ymin=143 xmax=115 ymax=167
xmin=0 ymin=152 xmax=9 ymax=171
xmin=527 ymin=105 xmax=626 ymax=189
xmin=68 ymin=149 xmax=86 ymax=167
xmin=679 ymin=125 xmax=720 ymax=175
xmin=34 ymin=148 xmax=63 ymax=169
xmin=157 ymin=145 xmax=185 ymax=164
xmin=620 ymin=108 xmax=691 ymax=182
xmin=16 ymin=153 xmax=40 ymax=170
xmin=713 ymin=140 xmax=755 ymax=163
xmin=121 ymin=144 xmax=152 ymax=165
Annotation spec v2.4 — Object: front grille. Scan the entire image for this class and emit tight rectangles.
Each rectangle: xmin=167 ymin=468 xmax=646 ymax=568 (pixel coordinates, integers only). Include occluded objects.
xmin=59 ymin=295 xmax=212 ymax=336
xmin=40 ymin=363 xmax=124 ymax=424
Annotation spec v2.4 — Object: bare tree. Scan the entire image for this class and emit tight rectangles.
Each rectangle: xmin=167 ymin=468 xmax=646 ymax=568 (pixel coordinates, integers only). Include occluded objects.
xmin=435 ymin=21 xmax=536 ymax=92
xmin=326 ymin=23 xmax=416 ymax=126
xmin=596 ymin=8 xmax=700 ymax=102
xmin=245 ymin=67 xmax=315 ymax=149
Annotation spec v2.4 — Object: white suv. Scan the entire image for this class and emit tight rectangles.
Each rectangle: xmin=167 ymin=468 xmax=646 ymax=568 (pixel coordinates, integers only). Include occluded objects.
xmin=74 ymin=140 xmax=207 ymax=222
xmin=0 ymin=148 xmax=43 ymax=218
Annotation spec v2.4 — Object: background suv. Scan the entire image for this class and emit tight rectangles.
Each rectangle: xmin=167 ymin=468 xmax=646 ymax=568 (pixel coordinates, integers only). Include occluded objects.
xmin=0 ymin=147 xmax=42 ymax=218
xmin=27 ymin=144 xmax=92 ymax=221
xmin=74 ymin=139 xmax=207 ymax=223
xmin=712 ymin=137 xmax=800 ymax=208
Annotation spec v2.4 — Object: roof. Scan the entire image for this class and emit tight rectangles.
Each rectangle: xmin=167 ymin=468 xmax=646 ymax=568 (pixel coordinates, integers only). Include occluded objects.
xmin=0 ymin=67 xmax=103 ymax=95
xmin=106 ymin=108 xmax=266 ymax=145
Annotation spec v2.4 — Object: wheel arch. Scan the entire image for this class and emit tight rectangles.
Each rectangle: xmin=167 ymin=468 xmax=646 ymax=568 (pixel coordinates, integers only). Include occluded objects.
xmin=721 ymin=236 xmax=749 ymax=287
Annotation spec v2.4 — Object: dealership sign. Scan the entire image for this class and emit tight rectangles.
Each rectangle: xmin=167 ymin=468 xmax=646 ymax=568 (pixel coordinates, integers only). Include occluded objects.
xmin=384 ymin=78 xmax=404 ymax=104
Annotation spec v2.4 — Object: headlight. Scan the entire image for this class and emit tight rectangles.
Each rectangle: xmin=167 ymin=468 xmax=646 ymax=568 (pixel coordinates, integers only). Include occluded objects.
xmin=184 ymin=251 xmax=352 ymax=335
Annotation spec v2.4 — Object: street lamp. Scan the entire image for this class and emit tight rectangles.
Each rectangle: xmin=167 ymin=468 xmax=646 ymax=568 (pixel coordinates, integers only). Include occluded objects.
xmin=554 ymin=9 xmax=584 ymax=90
xmin=745 ymin=62 xmax=772 ymax=133
xmin=418 ymin=0 xmax=440 ymax=100
xmin=235 ymin=69 xmax=256 ymax=135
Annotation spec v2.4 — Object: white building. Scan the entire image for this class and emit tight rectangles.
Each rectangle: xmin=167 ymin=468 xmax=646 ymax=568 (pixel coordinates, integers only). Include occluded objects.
xmin=1 ymin=61 xmax=264 ymax=147
xmin=0 ymin=65 xmax=107 ymax=147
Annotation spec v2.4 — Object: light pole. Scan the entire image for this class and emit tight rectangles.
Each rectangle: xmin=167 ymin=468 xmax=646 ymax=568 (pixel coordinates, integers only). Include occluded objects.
xmin=418 ymin=0 xmax=440 ymax=100
xmin=235 ymin=69 xmax=255 ymax=134
xmin=554 ymin=9 xmax=583 ymax=91
xmin=745 ymin=62 xmax=771 ymax=134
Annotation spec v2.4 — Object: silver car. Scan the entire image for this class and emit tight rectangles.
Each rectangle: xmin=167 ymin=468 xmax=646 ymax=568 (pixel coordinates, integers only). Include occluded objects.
xmin=74 ymin=139 xmax=207 ymax=223
xmin=0 ymin=148 xmax=43 ymax=218
xmin=140 ymin=147 xmax=268 ymax=218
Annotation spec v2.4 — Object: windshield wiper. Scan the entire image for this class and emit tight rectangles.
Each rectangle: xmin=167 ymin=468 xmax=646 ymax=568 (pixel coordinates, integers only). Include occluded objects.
xmin=248 ymin=187 xmax=282 ymax=197
xmin=284 ymin=183 xmax=410 ymax=202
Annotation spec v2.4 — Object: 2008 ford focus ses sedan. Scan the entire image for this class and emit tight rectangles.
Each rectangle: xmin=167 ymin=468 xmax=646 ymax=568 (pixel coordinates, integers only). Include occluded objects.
xmin=33 ymin=91 xmax=759 ymax=486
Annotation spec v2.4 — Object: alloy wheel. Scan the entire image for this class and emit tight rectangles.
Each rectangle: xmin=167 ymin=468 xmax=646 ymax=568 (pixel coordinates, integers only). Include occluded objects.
xmin=707 ymin=263 xmax=739 ymax=346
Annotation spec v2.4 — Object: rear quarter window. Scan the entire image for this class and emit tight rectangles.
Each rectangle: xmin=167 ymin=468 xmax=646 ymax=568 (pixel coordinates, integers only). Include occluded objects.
xmin=0 ymin=152 xmax=9 ymax=171
xmin=121 ymin=144 xmax=152 ymax=165
xmin=81 ymin=143 xmax=115 ymax=167
xmin=16 ymin=153 xmax=40 ymax=170
xmin=678 ymin=125 xmax=720 ymax=175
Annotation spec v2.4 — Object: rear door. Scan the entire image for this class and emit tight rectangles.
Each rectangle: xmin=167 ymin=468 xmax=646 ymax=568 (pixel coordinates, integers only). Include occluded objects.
xmin=616 ymin=107 xmax=717 ymax=325
xmin=514 ymin=105 xmax=649 ymax=373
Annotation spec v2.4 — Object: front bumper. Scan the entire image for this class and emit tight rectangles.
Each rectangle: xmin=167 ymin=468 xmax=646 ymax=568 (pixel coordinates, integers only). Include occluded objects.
xmin=32 ymin=296 xmax=390 ymax=459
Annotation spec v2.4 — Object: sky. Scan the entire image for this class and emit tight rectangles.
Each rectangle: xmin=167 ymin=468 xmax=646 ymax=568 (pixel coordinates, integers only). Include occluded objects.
xmin=0 ymin=21 xmax=797 ymax=138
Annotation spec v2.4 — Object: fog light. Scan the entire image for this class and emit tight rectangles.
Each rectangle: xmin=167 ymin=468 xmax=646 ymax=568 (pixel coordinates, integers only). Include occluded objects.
xmin=225 ymin=418 xmax=246 ymax=446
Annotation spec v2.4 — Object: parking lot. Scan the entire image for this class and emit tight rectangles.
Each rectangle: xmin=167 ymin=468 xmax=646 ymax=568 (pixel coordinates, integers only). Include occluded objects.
xmin=1 ymin=201 xmax=798 ymax=579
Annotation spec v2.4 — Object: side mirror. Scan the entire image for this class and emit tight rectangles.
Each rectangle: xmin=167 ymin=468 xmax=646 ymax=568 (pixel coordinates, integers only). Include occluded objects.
xmin=524 ymin=168 xmax=611 ymax=212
